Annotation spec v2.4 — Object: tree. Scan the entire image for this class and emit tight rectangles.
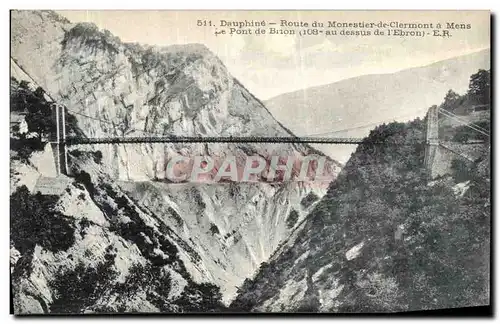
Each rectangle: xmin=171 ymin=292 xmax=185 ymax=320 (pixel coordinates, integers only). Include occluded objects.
xmin=24 ymin=106 xmax=55 ymax=140
xmin=19 ymin=80 xmax=30 ymax=89
xmin=286 ymin=209 xmax=299 ymax=229
xmin=441 ymin=90 xmax=461 ymax=112
xmin=10 ymin=186 xmax=75 ymax=254
xmin=468 ymin=69 xmax=490 ymax=105
xmin=49 ymin=250 xmax=118 ymax=313
xmin=451 ymin=158 xmax=473 ymax=182
xmin=11 ymin=81 xmax=56 ymax=140
xmin=209 ymin=223 xmax=220 ymax=235
xmin=34 ymin=86 xmax=46 ymax=100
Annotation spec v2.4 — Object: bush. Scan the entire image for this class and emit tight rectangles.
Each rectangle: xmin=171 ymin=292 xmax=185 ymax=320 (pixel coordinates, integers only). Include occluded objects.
xmin=79 ymin=217 xmax=92 ymax=236
xmin=168 ymin=207 xmax=184 ymax=227
xmin=74 ymin=171 xmax=96 ymax=196
xmin=10 ymin=137 xmax=45 ymax=162
xmin=300 ymin=192 xmax=319 ymax=209
xmin=109 ymin=262 xmax=173 ymax=312
xmin=209 ymin=223 xmax=220 ymax=235
xmin=451 ymin=158 xmax=474 ymax=182
xmin=70 ymin=150 xmax=103 ymax=164
xmin=176 ymin=282 xmax=224 ymax=312
xmin=49 ymin=247 xmax=118 ymax=313
xmin=286 ymin=209 xmax=299 ymax=229
xmin=92 ymin=150 xmax=103 ymax=164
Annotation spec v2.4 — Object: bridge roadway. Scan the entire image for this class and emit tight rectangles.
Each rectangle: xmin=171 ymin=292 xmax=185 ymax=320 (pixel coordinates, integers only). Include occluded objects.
xmin=65 ymin=136 xmax=367 ymax=145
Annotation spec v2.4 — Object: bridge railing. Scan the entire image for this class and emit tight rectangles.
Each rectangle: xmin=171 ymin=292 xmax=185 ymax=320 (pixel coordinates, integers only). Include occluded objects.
xmin=64 ymin=136 xmax=368 ymax=145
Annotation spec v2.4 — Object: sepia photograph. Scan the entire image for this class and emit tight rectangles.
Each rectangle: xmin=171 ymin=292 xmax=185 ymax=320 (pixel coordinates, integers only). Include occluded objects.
xmin=9 ymin=9 xmax=491 ymax=315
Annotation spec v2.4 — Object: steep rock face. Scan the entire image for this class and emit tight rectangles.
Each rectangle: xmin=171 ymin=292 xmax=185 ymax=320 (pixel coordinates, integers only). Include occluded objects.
xmin=10 ymin=10 xmax=341 ymax=313
xmin=118 ymin=180 xmax=320 ymax=302
xmin=11 ymin=157 xmax=225 ymax=313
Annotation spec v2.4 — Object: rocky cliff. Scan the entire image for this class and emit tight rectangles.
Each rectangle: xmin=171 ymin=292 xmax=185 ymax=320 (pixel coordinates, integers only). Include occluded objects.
xmin=10 ymin=10 xmax=341 ymax=313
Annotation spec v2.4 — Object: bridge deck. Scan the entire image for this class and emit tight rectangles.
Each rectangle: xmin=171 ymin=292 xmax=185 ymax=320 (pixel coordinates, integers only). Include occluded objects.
xmin=66 ymin=136 xmax=366 ymax=145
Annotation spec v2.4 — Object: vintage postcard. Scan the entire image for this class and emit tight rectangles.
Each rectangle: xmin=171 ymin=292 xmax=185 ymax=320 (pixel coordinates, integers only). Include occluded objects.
xmin=10 ymin=10 xmax=491 ymax=315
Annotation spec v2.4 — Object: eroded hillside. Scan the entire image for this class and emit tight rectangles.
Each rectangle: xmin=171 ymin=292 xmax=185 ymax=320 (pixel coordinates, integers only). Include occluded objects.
xmin=10 ymin=10 xmax=340 ymax=313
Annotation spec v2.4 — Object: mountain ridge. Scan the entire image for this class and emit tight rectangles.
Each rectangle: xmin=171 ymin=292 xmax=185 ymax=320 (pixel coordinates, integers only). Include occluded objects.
xmin=268 ymin=48 xmax=490 ymax=99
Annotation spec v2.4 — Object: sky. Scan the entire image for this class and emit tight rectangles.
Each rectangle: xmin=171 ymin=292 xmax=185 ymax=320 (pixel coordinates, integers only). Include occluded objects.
xmin=57 ymin=10 xmax=490 ymax=100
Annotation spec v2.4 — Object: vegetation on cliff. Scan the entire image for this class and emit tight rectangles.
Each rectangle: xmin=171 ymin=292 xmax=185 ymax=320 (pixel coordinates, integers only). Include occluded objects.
xmin=10 ymin=78 xmax=80 ymax=161
xmin=10 ymin=186 xmax=76 ymax=255
xmin=232 ymin=70 xmax=490 ymax=312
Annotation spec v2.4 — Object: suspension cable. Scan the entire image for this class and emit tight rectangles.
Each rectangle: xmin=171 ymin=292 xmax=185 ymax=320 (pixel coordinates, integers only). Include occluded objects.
xmin=438 ymin=109 xmax=489 ymax=137
xmin=439 ymin=108 xmax=489 ymax=133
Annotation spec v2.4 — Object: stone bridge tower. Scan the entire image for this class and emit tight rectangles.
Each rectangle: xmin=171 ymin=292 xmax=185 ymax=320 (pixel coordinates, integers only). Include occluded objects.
xmin=424 ymin=105 xmax=439 ymax=171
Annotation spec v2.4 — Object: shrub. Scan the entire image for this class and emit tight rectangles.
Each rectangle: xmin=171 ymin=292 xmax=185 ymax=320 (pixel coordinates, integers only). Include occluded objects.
xmin=92 ymin=150 xmax=103 ymax=164
xmin=79 ymin=217 xmax=92 ymax=236
xmin=10 ymin=137 xmax=45 ymax=162
xmin=167 ymin=207 xmax=184 ymax=227
xmin=70 ymin=150 xmax=103 ymax=164
xmin=452 ymin=121 xmax=489 ymax=143
xmin=209 ymin=223 xmax=220 ymax=235
xmin=114 ymin=262 xmax=173 ymax=312
xmin=49 ymin=248 xmax=118 ymax=313
xmin=74 ymin=171 xmax=96 ymax=196
xmin=176 ymin=282 xmax=224 ymax=312
xmin=451 ymin=158 xmax=474 ymax=182
xmin=286 ymin=209 xmax=299 ymax=229
xmin=301 ymin=192 xmax=319 ymax=209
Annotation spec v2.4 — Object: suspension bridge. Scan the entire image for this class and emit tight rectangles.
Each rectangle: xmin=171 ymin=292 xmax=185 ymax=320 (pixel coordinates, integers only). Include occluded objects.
xmin=66 ymin=136 xmax=366 ymax=145
xmin=12 ymin=54 xmax=489 ymax=180
xmin=49 ymin=103 xmax=371 ymax=176
xmin=10 ymin=58 xmax=488 ymax=198
xmin=46 ymin=102 xmax=488 ymax=178
xmin=58 ymin=105 xmax=367 ymax=145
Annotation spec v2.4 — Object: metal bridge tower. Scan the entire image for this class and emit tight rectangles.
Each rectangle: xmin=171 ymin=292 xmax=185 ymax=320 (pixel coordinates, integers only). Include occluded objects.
xmin=50 ymin=103 xmax=69 ymax=176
